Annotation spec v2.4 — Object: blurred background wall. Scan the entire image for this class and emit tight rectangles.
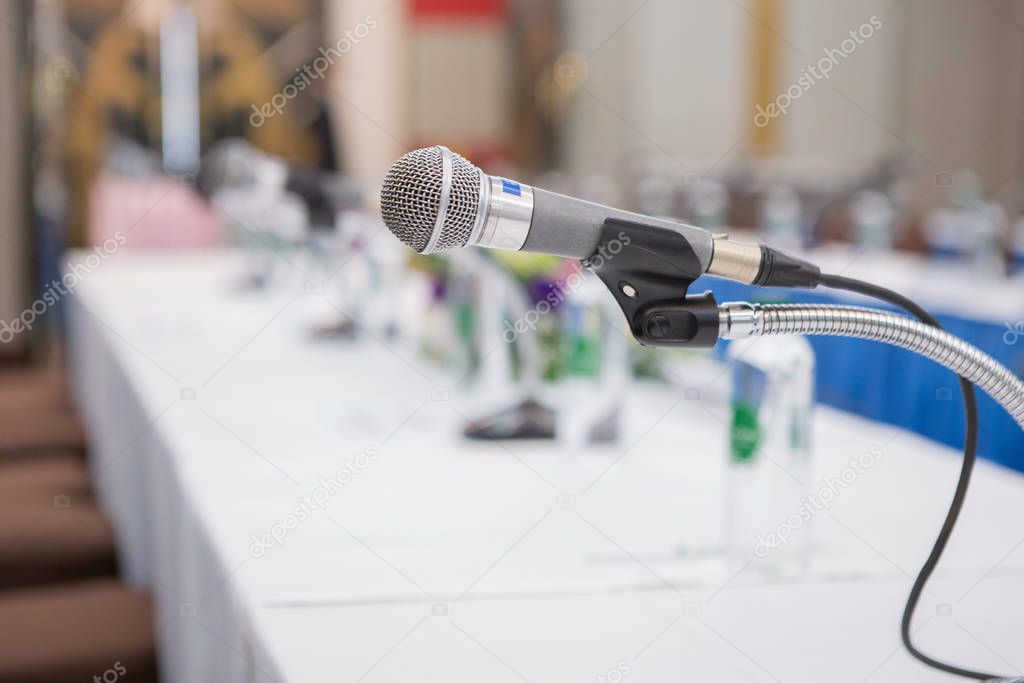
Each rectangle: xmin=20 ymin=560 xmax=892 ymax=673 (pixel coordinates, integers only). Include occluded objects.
xmin=550 ymin=0 xmax=1024 ymax=201
xmin=9 ymin=0 xmax=1021 ymax=222
xmin=318 ymin=0 xmax=1024 ymax=212
xmin=5 ymin=0 xmax=1024 ymax=351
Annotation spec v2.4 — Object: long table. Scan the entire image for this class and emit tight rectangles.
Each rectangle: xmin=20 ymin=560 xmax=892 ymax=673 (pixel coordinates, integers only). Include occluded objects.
xmin=67 ymin=249 xmax=1024 ymax=682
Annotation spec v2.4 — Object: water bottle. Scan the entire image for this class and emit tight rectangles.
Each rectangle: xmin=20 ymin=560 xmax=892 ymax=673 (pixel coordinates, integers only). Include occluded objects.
xmin=1012 ymin=216 xmax=1024 ymax=276
xmin=761 ymin=186 xmax=803 ymax=251
xmin=725 ymin=335 xmax=815 ymax=573
xmin=967 ymin=200 xmax=1006 ymax=275
xmin=851 ymin=190 xmax=894 ymax=251
xmin=557 ymin=275 xmax=629 ymax=453
xmin=688 ymin=180 xmax=728 ymax=233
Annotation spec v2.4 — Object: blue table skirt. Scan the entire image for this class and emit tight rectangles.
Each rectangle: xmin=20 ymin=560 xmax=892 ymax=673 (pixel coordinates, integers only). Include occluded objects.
xmin=700 ymin=279 xmax=1024 ymax=472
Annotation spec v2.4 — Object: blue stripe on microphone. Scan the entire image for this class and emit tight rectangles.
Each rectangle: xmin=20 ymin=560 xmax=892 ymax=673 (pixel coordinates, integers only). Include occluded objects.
xmin=501 ymin=179 xmax=522 ymax=197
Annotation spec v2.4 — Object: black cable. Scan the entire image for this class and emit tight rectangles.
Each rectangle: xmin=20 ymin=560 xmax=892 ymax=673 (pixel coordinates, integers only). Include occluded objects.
xmin=819 ymin=273 xmax=1001 ymax=681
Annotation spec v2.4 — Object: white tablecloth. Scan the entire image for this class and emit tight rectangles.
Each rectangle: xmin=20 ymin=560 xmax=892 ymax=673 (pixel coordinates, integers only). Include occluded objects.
xmin=249 ymin=577 xmax=1024 ymax=683
xmin=66 ymin=249 xmax=1024 ymax=682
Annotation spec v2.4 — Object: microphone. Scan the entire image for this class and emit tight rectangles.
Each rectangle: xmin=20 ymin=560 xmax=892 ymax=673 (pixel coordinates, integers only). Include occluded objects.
xmin=380 ymin=145 xmax=822 ymax=348
xmin=200 ymin=139 xmax=364 ymax=224
xmin=379 ymin=146 xmax=817 ymax=287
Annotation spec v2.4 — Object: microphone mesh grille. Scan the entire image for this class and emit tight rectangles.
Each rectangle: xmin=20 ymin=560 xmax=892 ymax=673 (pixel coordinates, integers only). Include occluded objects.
xmin=438 ymin=152 xmax=482 ymax=251
xmin=380 ymin=146 xmax=481 ymax=253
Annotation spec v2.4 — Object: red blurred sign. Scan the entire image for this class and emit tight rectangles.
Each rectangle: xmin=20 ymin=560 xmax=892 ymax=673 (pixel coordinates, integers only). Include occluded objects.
xmin=410 ymin=0 xmax=506 ymax=21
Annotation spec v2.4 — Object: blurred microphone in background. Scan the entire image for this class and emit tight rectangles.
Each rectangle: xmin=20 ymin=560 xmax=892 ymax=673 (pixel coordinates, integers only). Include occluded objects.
xmin=199 ymin=138 xmax=363 ymax=228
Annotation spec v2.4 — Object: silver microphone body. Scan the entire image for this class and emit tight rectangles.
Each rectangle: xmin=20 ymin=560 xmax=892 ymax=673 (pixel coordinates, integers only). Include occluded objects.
xmin=472 ymin=174 xmax=718 ymax=262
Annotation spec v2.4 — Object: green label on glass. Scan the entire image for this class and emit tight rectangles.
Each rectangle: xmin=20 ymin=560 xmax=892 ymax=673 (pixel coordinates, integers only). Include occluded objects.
xmin=730 ymin=400 xmax=761 ymax=463
xmin=564 ymin=334 xmax=601 ymax=378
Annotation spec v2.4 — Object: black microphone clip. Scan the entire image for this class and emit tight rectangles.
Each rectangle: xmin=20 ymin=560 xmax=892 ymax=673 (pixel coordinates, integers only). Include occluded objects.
xmin=584 ymin=218 xmax=720 ymax=348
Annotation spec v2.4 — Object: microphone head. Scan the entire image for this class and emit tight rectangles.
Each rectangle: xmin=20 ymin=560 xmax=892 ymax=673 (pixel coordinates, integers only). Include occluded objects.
xmin=380 ymin=146 xmax=483 ymax=253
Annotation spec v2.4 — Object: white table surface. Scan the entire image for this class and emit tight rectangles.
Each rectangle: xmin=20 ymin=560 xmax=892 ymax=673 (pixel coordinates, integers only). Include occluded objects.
xmin=66 ymin=249 xmax=1024 ymax=682
xmin=248 ymin=577 xmax=1024 ymax=683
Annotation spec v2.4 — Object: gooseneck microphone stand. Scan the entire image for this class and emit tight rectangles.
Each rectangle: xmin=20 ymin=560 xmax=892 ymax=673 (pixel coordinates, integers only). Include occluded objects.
xmin=718 ymin=302 xmax=1024 ymax=427
xmin=587 ymin=218 xmax=1024 ymax=682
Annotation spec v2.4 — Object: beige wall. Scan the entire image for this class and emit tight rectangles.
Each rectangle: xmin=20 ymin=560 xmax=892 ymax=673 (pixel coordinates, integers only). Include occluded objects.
xmin=779 ymin=0 xmax=901 ymax=163
xmin=900 ymin=0 xmax=1024 ymax=207
xmin=409 ymin=26 xmax=511 ymax=145
xmin=324 ymin=0 xmax=1024 ymax=216
xmin=326 ymin=0 xmax=410 ymax=191
xmin=558 ymin=0 xmax=1024 ymax=210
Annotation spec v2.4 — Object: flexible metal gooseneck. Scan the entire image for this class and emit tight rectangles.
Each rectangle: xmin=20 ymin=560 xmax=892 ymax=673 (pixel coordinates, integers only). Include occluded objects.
xmin=718 ymin=302 xmax=1024 ymax=429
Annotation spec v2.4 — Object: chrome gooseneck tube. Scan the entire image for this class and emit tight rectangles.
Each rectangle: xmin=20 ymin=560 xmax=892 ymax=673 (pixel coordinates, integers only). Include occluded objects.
xmin=719 ymin=302 xmax=1024 ymax=430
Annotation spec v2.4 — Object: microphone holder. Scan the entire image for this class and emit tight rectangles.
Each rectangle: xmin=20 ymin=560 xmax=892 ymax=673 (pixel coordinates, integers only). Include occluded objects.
xmin=585 ymin=217 xmax=721 ymax=348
